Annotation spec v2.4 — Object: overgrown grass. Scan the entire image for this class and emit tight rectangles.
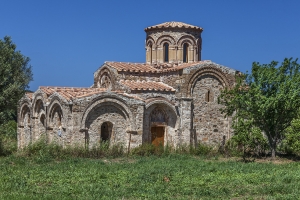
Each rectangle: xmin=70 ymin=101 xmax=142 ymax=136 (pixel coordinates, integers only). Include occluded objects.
xmin=1 ymin=154 xmax=300 ymax=199
xmin=0 ymin=120 xmax=17 ymax=156
xmin=17 ymin=138 xmax=124 ymax=163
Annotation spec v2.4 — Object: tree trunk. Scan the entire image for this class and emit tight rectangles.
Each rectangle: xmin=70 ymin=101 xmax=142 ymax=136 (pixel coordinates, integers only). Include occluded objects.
xmin=271 ymin=141 xmax=276 ymax=159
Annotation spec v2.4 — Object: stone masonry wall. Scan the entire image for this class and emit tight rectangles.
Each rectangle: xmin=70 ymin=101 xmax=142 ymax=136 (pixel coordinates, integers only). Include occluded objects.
xmin=192 ymin=75 xmax=230 ymax=145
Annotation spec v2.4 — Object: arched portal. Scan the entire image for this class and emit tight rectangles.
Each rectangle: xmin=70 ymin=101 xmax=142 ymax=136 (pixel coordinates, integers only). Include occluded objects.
xmin=100 ymin=122 xmax=113 ymax=142
xmin=150 ymin=107 xmax=168 ymax=146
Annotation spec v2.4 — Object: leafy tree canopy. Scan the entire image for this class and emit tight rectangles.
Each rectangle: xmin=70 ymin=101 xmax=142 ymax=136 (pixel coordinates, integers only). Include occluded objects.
xmin=0 ymin=36 xmax=33 ymax=124
xmin=219 ymin=58 xmax=300 ymax=158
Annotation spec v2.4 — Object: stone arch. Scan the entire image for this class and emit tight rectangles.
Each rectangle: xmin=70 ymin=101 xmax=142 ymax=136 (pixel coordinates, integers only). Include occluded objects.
xmin=32 ymin=98 xmax=46 ymax=141
xmin=156 ymin=35 xmax=176 ymax=46
xmin=81 ymin=95 xmax=132 ymax=130
xmin=31 ymin=92 xmax=46 ymax=116
xmin=177 ymin=35 xmax=196 ymax=46
xmin=83 ymin=99 xmax=131 ymax=148
xmin=144 ymin=100 xmax=178 ymax=146
xmin=145 ymin=99 xmax=177 ymax=115
xmin=188 ymin=66 xmax=230 ymax=97
xmin=48 ymin=92 xmax=68 ymax=106
xmin=47 ymin=102 xmax=64 ymax=144
xmin=190 ymin=68 xmax=229 ymax=146
xmin=146 ymin=36 xmax=155 ymax=46
xmin=19 ymin=104 xmax=31 ymax=148
xmin=49 ymin=102 xmax=64 ymax=128
xmin=20 ymin=104 xmax=31 ymax=127
xmin=33 ymin=99 xmax=45 ymax=116
xmin=95 ymin=66 xmax=113 ymax=89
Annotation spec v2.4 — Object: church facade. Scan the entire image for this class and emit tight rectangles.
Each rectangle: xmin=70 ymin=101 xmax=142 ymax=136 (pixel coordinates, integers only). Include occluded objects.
xmin=18 ymin=22 xmax=238 ymax=149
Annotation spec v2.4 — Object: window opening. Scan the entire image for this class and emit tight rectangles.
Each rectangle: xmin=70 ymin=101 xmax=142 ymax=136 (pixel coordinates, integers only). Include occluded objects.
xmin=163 ymin=43 xmax=169 ymax=62
xmin=183 ymin=43 xmax=188 ymax=63
xmin=150 ymin=44 xmax=152 ymax=64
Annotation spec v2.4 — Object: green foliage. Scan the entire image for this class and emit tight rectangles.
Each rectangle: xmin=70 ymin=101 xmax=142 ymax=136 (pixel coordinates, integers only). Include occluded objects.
xmin=219 ymin=58 xmax=300 ymax=158
xmin=1 ymin=155 xmax=300 ymax=199
xmin=231 ymin=119 xmax=268 ymax=160
xmin=131 ymin=143 xmax=156 ymax=156
xmin=195 ymin=143 xmax=217 ymax=156
xmin=282 ymin=119 xmax=300 ymax=155
xmin=0 ymin=36 xmax=33 ymax=124
xmin=0 ymin=120 xmax=17 ymax=156
xmin=19 ymin=139 xmax=124 ymax=162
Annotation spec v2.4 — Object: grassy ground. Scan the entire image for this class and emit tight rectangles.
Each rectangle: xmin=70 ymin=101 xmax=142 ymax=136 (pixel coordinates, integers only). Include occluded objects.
xmin=1 ymin=154 xmax=300 ymax=199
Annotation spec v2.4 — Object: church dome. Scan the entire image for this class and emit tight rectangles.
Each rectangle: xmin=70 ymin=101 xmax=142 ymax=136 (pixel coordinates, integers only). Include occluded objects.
xmin=145 ymin=21 xmax=203 ymax=32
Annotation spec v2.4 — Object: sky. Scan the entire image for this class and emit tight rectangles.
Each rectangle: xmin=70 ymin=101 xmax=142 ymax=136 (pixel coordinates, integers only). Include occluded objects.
xmin=1 ymin=0 xmax=299 ymax=91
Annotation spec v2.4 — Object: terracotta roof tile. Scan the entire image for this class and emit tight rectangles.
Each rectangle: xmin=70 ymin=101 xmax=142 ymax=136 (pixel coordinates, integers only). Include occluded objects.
xmin=39 ymin=86 xmax=106 ymax=100
xmin=25 ymin=92 xmax=34 ymax=99
xmin=106 ymin=61 xmax=211 ymax=73
xmin=145 ymin=21 xmax=203 ymax=32
xmin=120 ymin=80 xmax=175 ymax=92
xmin=38 ymin=86 xmax=143 ymax=101
xmin=106 ymin=62 xmax=158 ymax=73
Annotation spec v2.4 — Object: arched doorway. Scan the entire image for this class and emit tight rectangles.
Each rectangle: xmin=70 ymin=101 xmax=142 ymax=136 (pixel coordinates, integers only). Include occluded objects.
xmin=100 ymin=122 xmax=113 ymax=142
xmin=150 ymin=107 xmax=167 ymax=146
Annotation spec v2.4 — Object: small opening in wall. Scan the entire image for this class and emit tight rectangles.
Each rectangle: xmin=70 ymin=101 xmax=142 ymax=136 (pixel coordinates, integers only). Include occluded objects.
xmin=100 ymin=122 xmax=112 ymax=142
xmin=150 ymin=44 xmax=152 ymax=64
xmin=163 ymin=43 xmax=169 ymax=62
xmin=205 ymin=90 xmax=214 ymax=102
xmin=183 ymin=43 xmax=188 ymax=63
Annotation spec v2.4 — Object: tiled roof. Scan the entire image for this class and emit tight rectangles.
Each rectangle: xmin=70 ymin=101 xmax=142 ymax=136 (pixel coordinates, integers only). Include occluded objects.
xmin=38 ymin=86 xmax=143 ymax=101
xmin=39 ymin=86 xmax=107 ymax=100
xmin=106 ymin=61 xmax=208 ymax=73
xmin=145 ymin=21 xmax=203 ymax=31
xmin=106 ymin=62 xmax=157 ymax=73
xmin=25 ymin=92 xmax=34 ymax=99
xmin=120 ymin=80 xmax=175 ymax=92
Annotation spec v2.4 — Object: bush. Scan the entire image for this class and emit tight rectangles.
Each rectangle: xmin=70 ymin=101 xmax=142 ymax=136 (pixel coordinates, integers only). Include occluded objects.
xmin=195 ymin=143 xmax=216 ymax=156
xmin=0 ymin=120 xmax=17 ymax=156
xmin=281 ymin=119 xmax=300 ymax=155
xmin=231 ymin=119 xmax=268 ymax=160
xmin=131 ymin=144 xmax=156 ymax=156
xmin=19 ymin=139 xmax=125 ymax=163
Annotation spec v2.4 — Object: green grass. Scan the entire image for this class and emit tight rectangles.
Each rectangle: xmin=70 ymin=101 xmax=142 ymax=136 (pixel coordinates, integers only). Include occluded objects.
xmin=1 ymin=154 xmax=300 ymax=199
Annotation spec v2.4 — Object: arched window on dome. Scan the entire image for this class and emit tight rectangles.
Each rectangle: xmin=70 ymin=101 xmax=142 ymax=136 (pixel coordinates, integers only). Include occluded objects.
xmin=198 ymin=42 xmax=201 ymax=61
xmin=150 ymin=44 xmax=152 ymax=64
xmin=183 ymin=43 xmax=189 ymax=63
xmin=163 ymin=43 xmax=169 ymax=62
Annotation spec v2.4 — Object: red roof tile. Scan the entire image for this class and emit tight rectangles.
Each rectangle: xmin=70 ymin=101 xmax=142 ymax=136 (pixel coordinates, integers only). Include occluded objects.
xmin=25 ymin=92 xmax=34 ymax=100
xmin=145 ymin=21 xmax=203 ymax=32
xmin=106 ymin=62 xmax=158 ymax=73
xmin=39 ymin=87 xmax=107 ymax=100
xmin=106 ymin=61 xmax=210 ymax=73
xmin=120 ymin=80 xmax=175 ymax=92
xmin=38 ymin=86 xmax=144 ymax=101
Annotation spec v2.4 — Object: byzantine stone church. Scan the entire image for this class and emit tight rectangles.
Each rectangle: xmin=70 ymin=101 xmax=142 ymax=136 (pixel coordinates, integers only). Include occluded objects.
xmin=18 ymin=22 xmax=238 ymax=149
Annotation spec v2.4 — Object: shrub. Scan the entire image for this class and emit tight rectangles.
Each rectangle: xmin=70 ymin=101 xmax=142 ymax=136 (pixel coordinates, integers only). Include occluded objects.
xmin=131 ymin=144 xmax=156 ymax=156
xmin=0 ymin=120 xmax=18 ymax=156
xmin=195 ymin=143 xmax=215 ymax=156
xmin=282 ymin=119 xmax=300 ymax=155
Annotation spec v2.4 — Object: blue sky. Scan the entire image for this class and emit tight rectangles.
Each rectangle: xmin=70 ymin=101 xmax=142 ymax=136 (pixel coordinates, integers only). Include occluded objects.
xmin=1 ymin=0 xmax=299 ymax=91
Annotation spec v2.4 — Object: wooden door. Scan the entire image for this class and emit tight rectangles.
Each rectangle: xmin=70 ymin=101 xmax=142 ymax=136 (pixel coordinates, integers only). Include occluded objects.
xmin=151 ymin=127 xmax=164 ymax=146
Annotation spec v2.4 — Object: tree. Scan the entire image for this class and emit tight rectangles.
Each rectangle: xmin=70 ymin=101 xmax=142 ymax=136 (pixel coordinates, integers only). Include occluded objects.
xmin=219 ymin=58 xmax=300 ymax=158
xmin=0 ymin=36 xmax=33 ymax=125
xmin=282 ymin=118 xmax=300 ymax=155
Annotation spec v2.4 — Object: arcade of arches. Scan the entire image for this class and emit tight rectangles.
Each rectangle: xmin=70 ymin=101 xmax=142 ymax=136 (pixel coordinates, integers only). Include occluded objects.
xmin=18 ymin=21 xmax=238 ymax=150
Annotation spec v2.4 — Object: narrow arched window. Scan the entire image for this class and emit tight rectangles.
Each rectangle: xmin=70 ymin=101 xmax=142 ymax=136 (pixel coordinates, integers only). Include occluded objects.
xmin=150 ymin=44 xmax=152 ymax=64
xmin=183 ymin=43 xmax=189 ymax=63
xmin=198 ymin=43 xmax=201 ymax=61
xmin=205 ymin=90 xmax=214 ymax=102
xmin=163 ymin=43 xmax=169 ymax=62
